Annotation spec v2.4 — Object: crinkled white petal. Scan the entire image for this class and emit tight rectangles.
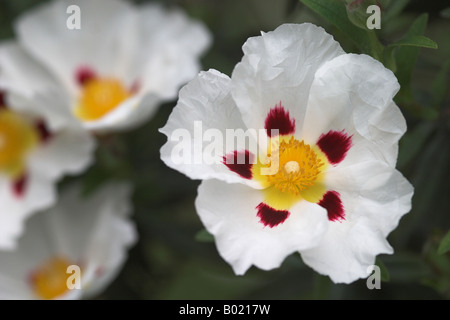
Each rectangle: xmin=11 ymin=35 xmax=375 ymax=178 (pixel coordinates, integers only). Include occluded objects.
xmin=232 ymin=23 xmax=344 ymax=135
xmin=301 ymin=216 xmax=393 ymax=284
xmin=302 ymin=161 xmax=413 ymax=284
xmin=302 ymin=54 xmax=404 ymax=167
xmin=0 ymin=168 xmax=56 ymax=250
xmin=15 ymin=0 xmax=136 ymax=95
xmin=131 ymin=4 xmax=211 ymax=100
xmin=27 ymin=128 xmax=95 ymax=180
xmin=0 ymin=182 xmax=136 ymax=299
xmin=325 ymin=160 xmax=414 ymax=237
xmin=0 ymin=42 xmax=75 ymax=131
xmin=196 ymin=179 xmax=328 ymax=275
xmin=160 ymin=70 xmax=260 ymax=187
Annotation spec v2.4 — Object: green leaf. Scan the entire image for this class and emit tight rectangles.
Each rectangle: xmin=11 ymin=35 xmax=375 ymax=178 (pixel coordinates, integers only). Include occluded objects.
xmin=397 ymin=122 xmax=436 ymax=168
xmin=389 ymin=35 xmax=438 ymax=49
xmin=395 ymin=13 xmax=429 ymax=103
xmin=431 ymin=58 xmax=450 ymax=109
xmin=375 ymin=257 xmax=390 ymax=282
xmin=438 ymin=231 xmax=450 ymax=255
xmin=299 ymin=0 xmax=382 ymax=58
xmin=383 ymin=0 xmax=411 ymax=22
xmin=195 ymin=228 xmax=215 ymax=242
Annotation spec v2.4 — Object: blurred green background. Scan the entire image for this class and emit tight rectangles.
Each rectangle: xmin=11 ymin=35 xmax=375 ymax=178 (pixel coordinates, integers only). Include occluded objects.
xmin=1 ymin=0 xmax=449 ymax=299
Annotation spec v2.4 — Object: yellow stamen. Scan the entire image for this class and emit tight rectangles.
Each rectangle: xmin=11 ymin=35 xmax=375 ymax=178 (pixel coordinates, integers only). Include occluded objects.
xmin=74 ymin=78 xmax=130 ymax=121
xmin=30 ymin=256 xmax=75 ymax=300
xmin=0 ymin=110 xmax=38 ymax=178
xmin=252 ymin=136 xmax=329 ymax=210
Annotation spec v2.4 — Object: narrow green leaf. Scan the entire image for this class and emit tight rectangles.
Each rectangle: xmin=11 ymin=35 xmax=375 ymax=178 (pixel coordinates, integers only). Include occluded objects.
xmin=375 ymin=257 xmax=390 ymax=282
xmin=431 ymin=58 xmax=450 ymax=109
xmin=395 ymin=13 xmax=429 ymax=102
xmin=195 ymin=228 xmax=215 ymax=242
xmin=438 ymin=231 xmax=450 ymax=255
xmin=383 ymin=0 xmax=411 ymax=22
xmin=389 ymin=35 xmax=438 ymax=49
xmin=397 ymin=122 xmax=435 ymax=168
xmin=299 ymin=0 xmax=377 ymax=55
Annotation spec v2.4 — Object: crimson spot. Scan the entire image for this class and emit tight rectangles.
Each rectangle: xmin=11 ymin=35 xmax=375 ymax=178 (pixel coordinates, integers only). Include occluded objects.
xmin=0 ymin=90 xmax=5 ymax=107
xmin=75 ymin=66 xmax=97 ymax=86
xmin=256 ymin=203 xmax=290 ymax=228
xmin=223 ymin=150 xmax=254 ymax=179
xmin=318 ymin=191 xmax=345 ymax=222
xmin=264 ymin=102 xmax=296 ymax=137
xmin=12 ymin=173 xmax=28 ymax=198
xmin=35 ymin=120 xmax=52 ymax=143
xmin=317 ymin=130 xmax=352 ymax=165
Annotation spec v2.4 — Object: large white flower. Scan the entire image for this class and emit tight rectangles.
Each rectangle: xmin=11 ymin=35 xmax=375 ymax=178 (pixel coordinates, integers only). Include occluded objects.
xmin=160 ymin=23 xmax=414 ymax=283
xmin=0 ymin=0 xmax=211 ymax=133
xmin=0 ymin=182 xmax=136 ymax=300
xmin=0 ymin=90 xmax=94 ymax=250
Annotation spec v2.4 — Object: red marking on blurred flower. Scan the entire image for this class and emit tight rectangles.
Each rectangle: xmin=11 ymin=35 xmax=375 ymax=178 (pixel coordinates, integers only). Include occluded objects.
xmin=75 ymin=66 xmax=97 ymax=86
xmin=12 ymin=173 xmax=28 ymax=198
xmin=35 ymin=120 xmax=53 ymax=143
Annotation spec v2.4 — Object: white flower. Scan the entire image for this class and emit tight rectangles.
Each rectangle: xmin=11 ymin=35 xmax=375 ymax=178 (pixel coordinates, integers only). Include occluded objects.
xmin=0 ymin=182 xmax=136 ymax=299
xmin=0 ymin=0 xmax=211 ymax=133
xmin=160 ymin=23 xmax=414 ymax=283
xmin=0 ymin=90 xmax=94 ymax=250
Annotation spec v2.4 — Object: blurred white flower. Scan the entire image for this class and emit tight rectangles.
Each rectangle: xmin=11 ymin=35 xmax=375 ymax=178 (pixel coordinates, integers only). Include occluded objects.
xmin=0 ymin=182 xmax=136 ymax=299
xmin=160 ymin=24 xmax=414 ymax=283
xmin=0 ymin=0 xmax=211 ymax=133
xmin=0 ymin=90 xmax=94 ymax=250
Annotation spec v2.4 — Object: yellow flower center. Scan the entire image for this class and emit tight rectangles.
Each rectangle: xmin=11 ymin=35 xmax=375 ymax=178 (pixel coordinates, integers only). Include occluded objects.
xmin=30 ymin=256 xmax=74 ymax=300
xmin=74 ymin=78 xmax=131 ymax=121
xmin=253 ymin=136 xmax=328 ymax=210
xmin=0 ymin=110 xmax=38 ymax=178
xmin=266 ymin=137 xmax=324 ymax=195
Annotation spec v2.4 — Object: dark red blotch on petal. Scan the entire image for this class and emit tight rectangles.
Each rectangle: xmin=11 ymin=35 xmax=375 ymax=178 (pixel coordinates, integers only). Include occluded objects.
xmin=317 ymin=130 xmax=352 ymax=165
xmin=0 ymin=90 xmax=5 ymax=108
xmin=264 ymin=102 xmax=296 ymax=137
xmin=256 ymin=203 xmax=290 ymax=228
xmin=223 ymin=150 xmax=254 ymax=179
xmin=12 ymin=173 xmax=28 ymax=198
xmin=75 ymin=66 xmax=97 ymax=86
xmin=318 ymin=191 xmax=345 ymax=222
xmin=35 ymin=120 xmax=53 ymax=143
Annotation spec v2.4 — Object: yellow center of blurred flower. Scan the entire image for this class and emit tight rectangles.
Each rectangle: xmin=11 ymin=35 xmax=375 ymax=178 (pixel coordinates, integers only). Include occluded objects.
xmin=30 ymin=256 xmax=75 ymax=300
xmin=0 ymin=110 xmax=38 ymax=178
xmin=253 ymin=136 xmax=328 ymax=210
xmin=74 ymin=78 xmax=131 ymax=121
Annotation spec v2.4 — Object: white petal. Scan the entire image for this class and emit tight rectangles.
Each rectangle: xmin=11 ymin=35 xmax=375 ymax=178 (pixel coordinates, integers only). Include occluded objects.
xmin=301 ymin=216 xmax=393 ymax=284
xmin=15 ymin=0 xmax=136 ymax=95
xmin=301 ymin=161 xmax=413 ymax=284
xmin=302 ymin=54 xmax=404 ymax=167
xmin=196 ymin=179 xmax=328 ymax=275
xmin=0 ymin=42 xmax=75 ymax=131
xmin=160 ymin=70 xmax=260 ymax=187
xmin=326 ymin=160 xmax=413 ymax=237
xmin=28 ymin=129 xmax=95 ymax=180
xmin=130 ymin=4 xmax=211 ymax=99
xmin=0 ymin=167 xmax=57 ymax=250
xmin=232 ymin=23 xmax=344 ymax=134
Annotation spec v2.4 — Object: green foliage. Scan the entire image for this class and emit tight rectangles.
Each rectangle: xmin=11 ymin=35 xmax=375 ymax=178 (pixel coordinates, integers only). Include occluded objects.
xmin=438 ymin=231 xmax=450 ymax=255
